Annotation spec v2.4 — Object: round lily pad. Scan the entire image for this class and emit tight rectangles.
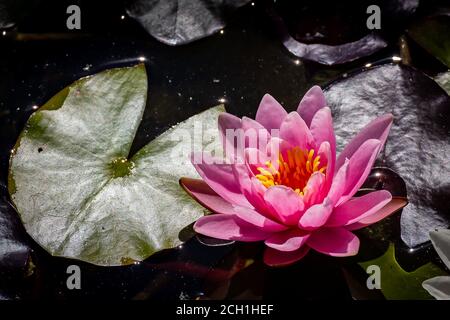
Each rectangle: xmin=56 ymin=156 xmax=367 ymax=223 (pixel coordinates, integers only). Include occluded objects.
xmin=8 ymin=64 xmax=223 ymax=266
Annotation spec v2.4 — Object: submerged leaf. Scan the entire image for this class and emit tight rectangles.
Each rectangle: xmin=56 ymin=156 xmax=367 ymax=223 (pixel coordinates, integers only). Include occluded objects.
xmin=324 ymin=63 xmax=450 ymax=248
xmin=8 ymin=64 xmax=224 ymax=266
xmin=359 ymin=243 xmax=446 ymax=300
xmin=126 ymin=0 xmax=250 ymax=45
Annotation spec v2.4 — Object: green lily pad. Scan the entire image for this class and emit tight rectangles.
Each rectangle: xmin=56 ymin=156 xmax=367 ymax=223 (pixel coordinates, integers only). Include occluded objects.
xmin=8 ymin=64 xmax=224 ymax=266
xmin=407 ymin=14 xmax=450 ymax=68
xmin=359 ymin=243 xmax=447 ymax=300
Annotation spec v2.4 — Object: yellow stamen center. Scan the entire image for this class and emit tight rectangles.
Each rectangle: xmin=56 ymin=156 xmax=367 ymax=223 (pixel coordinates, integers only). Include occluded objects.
xmin=255 ymin=147 xmax=326 ymax=196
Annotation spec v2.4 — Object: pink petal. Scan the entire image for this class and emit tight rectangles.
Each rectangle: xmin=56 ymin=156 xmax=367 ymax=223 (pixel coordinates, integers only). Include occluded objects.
xmin=346 ymin=197 xmax=407 ymax=230
xmin=338 ymin=139 xmax=381 ymax=205
xmin=325 ymin=190 xmax=392 ymax=227
xmin=191 ymin=152 xmax=251 ymax=207
xmin=233 ymin=206 xmax=288 ymax=233
xmin=194 ymin=214 xmax=272 ymax=241
xmin=265 ymin=229 xmax=310 ymax=252
xmin=317 ymin=141 xmax=334 ymax=193
xmin=302 ymin=171 xmax=327 ymax=208
xmin=327 ymin=159 xmax=349 ymax=205
xmin=255 ymin=94 xmax=288 ymax=131
xmin=263 ymin=246 xmax=310 ymax=266
xmin=266 ymin=137 xmax=293 ymax=164
xmin=307 ymin=227 xmax=360 ymax=257
xmin=218 ymin=112 xmax=243 ymax=161
xmin=336 ymin=114 xmax=393 ymax=171
xmin=179 ymin=177 xmax=234 ymax=215
xmin=280 ymin=112 xmax=314 ymax=150
xmin=310 ymin=107 xmax=336 ymax=156
xmin=297 ymin=86 xmax=327 ymax=127
xmin=298 ymin=198 xmax=333 ymax=230
xmin=233 ymin=164 xmax=269 ymax=214
xmin=264 ymin=186 xmax=305 ymax=225
xmin=241 ymin=116 xmax=271 ymax=151
xmin=244 ymin=148 xmax=269 ymax=174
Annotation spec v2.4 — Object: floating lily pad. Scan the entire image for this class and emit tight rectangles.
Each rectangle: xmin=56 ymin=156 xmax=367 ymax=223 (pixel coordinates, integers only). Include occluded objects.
xmin=126 ymin=0 xmax=251 ymax=45
xmin=324 ymin=63 xmax=450 ymax=248
xmin=267 ymin=0 xmax=418 ymax=65
xmin=359 ymin=243 xmax=446 ymax=299
xmin=407 ymin=13 xmax=450 ymax=68
xmin=0 ymin=185 xmax=30 ymax=274
xmin=8 ymin=64 xmax=224 ymax=266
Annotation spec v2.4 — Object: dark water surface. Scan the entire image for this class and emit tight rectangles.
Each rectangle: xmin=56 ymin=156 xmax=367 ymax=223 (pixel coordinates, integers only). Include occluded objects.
xmin=0 ymin=0 xmax=448 ymax=300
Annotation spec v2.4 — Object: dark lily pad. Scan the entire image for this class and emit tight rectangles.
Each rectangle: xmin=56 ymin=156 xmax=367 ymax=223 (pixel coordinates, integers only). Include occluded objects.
xmin=0 ymin=184 xmax=32 ymax=300
xmin=126 ymin=0 xmax=251 ymax=45
xmin=0 ymin=184 xmax=30 ymax=274
xmin=267 ymin=0 xmax=419 ymax=65
xmin=324 ymin=63 xmax=450 ymax=248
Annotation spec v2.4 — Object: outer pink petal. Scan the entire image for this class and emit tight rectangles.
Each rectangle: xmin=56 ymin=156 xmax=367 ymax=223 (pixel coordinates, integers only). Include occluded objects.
xmin=346 ymin=197 xmax=407 ymax=230
xmin=298 ymin=198 xmax=333 ymax=230
xmin=338 ymin=139 xmax=381 ymax=205
xmin=255 ymin=94 xmax=288 ymax=131
xmin=194 ymin=214 xmax=272 ymax=241
xmin=307 ymin=228 xmax=360 ymax=257
xmin=191 ymin=152 xmax=252 ymax=208
xmin=180 ymin=178 xmax=234 ymax=215
xmin=310 ymin=107 xmax=336 ymax=156
xmin=336 ymin=114 xmax=393 ymax=171
xmin=218 ymin=113 xmax=243 ymax=161
xmin=265 ymin=229 xmax=310 ymax=252
xmin=280 ymin=112 xmax=314 ymax=150
xmin=233 ymin=206 xmax=288 ymax=233
xmin=297 ymin=86 xmax=327 ymax=127
xmin=264 ymin=186 xmax=305 ymax=226
xmin=263 ymin=246 xmax=310 ymax=266
xmin=302 ymin=171 xmax=327 ymax=208
xmin=325 ymin=190 xmax=392 ymax=227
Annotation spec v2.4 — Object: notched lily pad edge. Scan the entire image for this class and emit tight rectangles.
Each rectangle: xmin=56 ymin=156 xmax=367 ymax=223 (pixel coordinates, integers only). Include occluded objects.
xmin=7 ymin=63 xmax=147 ymax=197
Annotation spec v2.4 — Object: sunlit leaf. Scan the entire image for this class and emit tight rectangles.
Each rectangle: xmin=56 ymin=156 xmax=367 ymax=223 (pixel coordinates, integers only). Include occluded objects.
xmin=8 ymin=64 xmax=224 ymax=266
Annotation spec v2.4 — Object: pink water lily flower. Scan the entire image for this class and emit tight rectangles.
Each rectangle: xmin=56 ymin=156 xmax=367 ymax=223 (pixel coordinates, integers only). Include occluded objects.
xmin=181 ymin=86 xmax=404 ymax=266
